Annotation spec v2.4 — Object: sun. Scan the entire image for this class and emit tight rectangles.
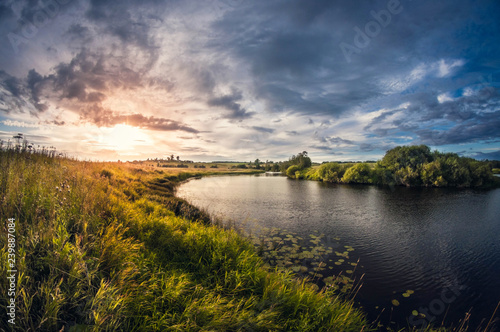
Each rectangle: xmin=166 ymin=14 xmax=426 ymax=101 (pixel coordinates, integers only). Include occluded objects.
xmin=102 ymin=124 xmax=149 ymax=151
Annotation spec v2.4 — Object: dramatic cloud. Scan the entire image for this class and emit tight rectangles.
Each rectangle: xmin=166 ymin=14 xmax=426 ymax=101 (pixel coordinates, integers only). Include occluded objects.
xmin=208 ymin=89 xmax=254 ymax=120
xmin=0 ymin=0 xmax=499 ymax=161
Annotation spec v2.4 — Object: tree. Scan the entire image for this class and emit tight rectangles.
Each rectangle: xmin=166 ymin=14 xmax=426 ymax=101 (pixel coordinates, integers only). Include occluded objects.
xmin=176 ymin=156 xmax=180 ymax=161
xmin=342 ymin=163 xmax=373 ymax=184
xmin=280 ymin=151 xmax=312 ymax=172
xmin=316 ymin=163 xmax=351 ymax=183
xmin=380 ymin=145 xmax=433 ymax=171
xmin=254 ymin=158 xmax=261 ymax=169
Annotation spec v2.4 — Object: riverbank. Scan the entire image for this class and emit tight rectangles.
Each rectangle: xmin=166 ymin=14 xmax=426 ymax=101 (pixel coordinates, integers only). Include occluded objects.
xmin=0 ymin=150 xmax=367 ymax=331
xmin=177 ymin=173 xmax=500 ymax=332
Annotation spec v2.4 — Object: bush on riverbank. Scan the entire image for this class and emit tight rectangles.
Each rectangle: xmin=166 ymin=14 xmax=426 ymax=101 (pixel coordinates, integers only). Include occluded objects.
xmin=291 ymin=145 xmax=498 ymax=188
xmin=0 ymin=149 xmax=367 ymax=331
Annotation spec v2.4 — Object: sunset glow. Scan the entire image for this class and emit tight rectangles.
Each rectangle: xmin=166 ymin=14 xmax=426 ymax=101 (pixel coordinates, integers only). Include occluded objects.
xmin=100 ymin=125 xmax=150 ymax=152
xmin=0 ymin=0 xmax=499 ymax=161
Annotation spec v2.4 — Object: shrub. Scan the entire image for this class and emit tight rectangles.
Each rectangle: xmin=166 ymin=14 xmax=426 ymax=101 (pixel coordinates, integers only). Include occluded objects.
xmin=342 ymin=163 xmax=373 ymax=184
xmin=286 ymin=165 xmax=300 ymax=178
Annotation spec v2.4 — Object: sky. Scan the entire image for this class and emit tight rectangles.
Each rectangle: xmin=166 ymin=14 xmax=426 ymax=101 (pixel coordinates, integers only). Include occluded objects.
xmin=0 ymin=0 xmax=499 ymax=162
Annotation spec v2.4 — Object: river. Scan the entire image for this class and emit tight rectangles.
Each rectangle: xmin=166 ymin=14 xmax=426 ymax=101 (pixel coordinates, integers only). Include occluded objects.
xmin=177 ymin=174 xmax=500 ymax=330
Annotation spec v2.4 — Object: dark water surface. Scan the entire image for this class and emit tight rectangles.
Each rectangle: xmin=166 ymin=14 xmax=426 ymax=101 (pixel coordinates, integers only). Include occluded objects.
xmin=177 ymin=174 xmax=500 ymax=330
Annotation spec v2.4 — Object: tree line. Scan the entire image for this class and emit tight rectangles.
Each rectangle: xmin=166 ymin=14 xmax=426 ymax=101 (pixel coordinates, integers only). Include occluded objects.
xmin=285 ymin=145 xmax=499 ymax=188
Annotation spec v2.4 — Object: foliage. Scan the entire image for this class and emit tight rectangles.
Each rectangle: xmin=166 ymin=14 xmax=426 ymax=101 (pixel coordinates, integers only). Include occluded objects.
xmin=313 ymin=163 xmax=352 ymax=183
xmin=379 ymin=145 xmax=433 ymax=171
xmin=254 ymin=158 xmax=261 ymax=169
xmin=376 ymin=146 xmax=496 ymax=187
xmin=286 ymin=165 xmax=300 ymax=178
xmin=233 ymin=163 xmax=248 ymax=169
xmin=294 ymin=145 xmax=497 ymax=188
xmin=342 ymin=163 xmax=373 ymax=184
xmin=280 ymin=151 xmax=312 ymax=173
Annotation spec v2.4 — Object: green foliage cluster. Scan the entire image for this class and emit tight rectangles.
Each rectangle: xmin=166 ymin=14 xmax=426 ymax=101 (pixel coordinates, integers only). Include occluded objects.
xmin=377 ymin=145 xmax=495 ymax=187
xmin=282 ymin=151 xmax=312 ymax=178
xmin=158 ymin=163 xmax=189 ymax=168
xmin=231 ymin=163 xmax=248 ymax=169
xmin=0 ymin=149 xmax=367 ymax=331
xmin=293 ymin=145 xmax=497 ymax=188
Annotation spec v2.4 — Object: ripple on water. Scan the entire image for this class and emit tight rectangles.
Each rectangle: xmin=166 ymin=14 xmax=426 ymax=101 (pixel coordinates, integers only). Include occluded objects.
xmin=177 ymin=175 xmax=500 ymax=330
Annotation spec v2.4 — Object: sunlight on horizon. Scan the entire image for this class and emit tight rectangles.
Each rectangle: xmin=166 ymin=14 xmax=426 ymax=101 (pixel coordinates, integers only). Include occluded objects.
xmin=99 ymin=124 xmax=151 ymax=152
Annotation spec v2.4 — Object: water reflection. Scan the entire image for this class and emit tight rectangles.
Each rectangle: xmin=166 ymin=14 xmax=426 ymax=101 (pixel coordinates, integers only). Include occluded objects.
xmin=177 ymin=174 xmax=500 ymax=330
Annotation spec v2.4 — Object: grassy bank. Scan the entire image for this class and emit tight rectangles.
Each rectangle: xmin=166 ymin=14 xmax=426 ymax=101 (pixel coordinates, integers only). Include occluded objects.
xmin=0 ymin=149 xmax=367 ymax=331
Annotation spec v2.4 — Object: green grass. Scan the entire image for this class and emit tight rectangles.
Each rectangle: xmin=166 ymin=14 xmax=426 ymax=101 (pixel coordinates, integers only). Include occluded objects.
xmin=2 ymin=149 xmax=494 ymax=331
xmin=0 ymin=150 xmax=368 ymax=331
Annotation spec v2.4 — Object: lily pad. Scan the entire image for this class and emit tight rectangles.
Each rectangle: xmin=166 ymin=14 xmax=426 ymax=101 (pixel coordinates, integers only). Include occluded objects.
xmin=391 ymin=299 xmax=400 ymax=306
xmin=412 ymin=310 xmax=419 ymax=316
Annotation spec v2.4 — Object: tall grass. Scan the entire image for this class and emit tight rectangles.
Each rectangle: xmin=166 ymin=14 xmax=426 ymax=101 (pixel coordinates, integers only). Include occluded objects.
xmin=0 ymin=150 xmax=368 ymax=331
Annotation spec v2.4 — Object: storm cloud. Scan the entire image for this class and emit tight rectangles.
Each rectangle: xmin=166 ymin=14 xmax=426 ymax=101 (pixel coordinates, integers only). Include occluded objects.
xmin=0 ymin=0 xmax=499 ymax=161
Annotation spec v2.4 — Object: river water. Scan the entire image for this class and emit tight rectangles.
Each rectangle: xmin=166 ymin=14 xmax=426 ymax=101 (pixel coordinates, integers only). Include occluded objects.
xmin=177 ymin=174 xmax=500 ymax=330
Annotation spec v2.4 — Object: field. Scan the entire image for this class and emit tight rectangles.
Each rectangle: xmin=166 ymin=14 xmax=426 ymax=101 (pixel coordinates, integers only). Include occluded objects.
xmin=0 ymin=149 xmax=368 ymax=331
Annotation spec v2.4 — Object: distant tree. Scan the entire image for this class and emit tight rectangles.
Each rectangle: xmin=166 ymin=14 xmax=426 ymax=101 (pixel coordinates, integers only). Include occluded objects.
xmin=176 ymin=156 xmax=180 ymax=161
xmin=280 ymin=151 xmax=312 ymax=172
xmin=254 ymin=158 xmax=261 ymax=169
xmin=171 ymin=154 xmax=174 ymax=161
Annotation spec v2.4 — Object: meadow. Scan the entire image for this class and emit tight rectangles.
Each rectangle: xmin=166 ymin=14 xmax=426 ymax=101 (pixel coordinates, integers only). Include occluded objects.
xmin=0 ymin=148 xmax=368 ymax=331
xmin=1 ymin=147 xmax=487 ymax=331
